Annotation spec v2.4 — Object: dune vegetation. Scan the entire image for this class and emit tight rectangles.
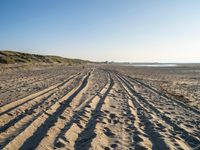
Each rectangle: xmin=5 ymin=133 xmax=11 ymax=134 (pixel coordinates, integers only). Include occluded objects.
xmin=0 ymin=50 xmax=89 ymax=65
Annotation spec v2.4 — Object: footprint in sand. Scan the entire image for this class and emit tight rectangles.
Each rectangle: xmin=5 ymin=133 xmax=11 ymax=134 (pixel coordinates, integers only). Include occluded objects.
xmin=110 ymin=143 xmax=118 ymax=149
xmin=104 ymin=147 xmax=111 ymax=150
xmin=107 ymin=113 xmax=120 ymax=124
xmin=103 ymin=127 xmax=115 ymax=137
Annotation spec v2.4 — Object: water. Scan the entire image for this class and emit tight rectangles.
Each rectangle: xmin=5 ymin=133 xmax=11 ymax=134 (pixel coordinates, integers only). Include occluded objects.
xmin=124 ymin=64 xmax=178 ymax=67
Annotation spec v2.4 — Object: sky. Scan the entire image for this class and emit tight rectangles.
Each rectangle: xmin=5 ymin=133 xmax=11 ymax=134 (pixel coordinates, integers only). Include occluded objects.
xmin=0 ymin=0 xmax=200 ymax=62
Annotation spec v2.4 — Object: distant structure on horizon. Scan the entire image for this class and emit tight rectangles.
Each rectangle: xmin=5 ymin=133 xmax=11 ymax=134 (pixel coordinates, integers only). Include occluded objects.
xmin=104 ymin=61 xmax=115 ymax=64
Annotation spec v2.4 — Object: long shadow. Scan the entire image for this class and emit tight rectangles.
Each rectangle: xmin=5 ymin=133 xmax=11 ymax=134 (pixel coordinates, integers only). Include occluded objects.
xmin=0 ymin=74 xmax=84 ymax=149
xmin=53 ymin=94 xmax=96 ymax=147
xmin=18 ymin=72 xmax=91 ymax=150
xmin=0 ymin=73 xmax=82 ymax=132
xmin=52 ymin=69 xmax=109 ymax=147
xmin=0 ymin=93 xmax=55 ymax=133
xmin=74 ymin=73 xmax=114 ymax=150
xmin=0 ymin=68 xmax=75 ymax=95
xmin=119 ymin=74 xmax=200 ymax=149
xmin=0 ymin=73 xmax=79 ymax=116
xmin=53 ymin=85 xmax=107 ymax=147
xmin=127 ymin=75 xmax=200 ymax=115
xmin=53 ymin=70 xmax=108 ymax=147
xmin=1 ymin=73 xmax=58 ymax=94
xmin=117 ymin=74 xmax=171 ymax=150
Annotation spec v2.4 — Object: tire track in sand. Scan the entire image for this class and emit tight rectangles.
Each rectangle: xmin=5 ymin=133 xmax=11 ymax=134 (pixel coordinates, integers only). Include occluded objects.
xmin=117 ymin=73 xmax=198 ymax=150
xmin=0 ymin=72 xmax=82 ymax=128
xmin=117 ymin=73 xmax=178 ymax=149
xmin=12 ymin=72 xmax=90 ymax=150
xmin=1 ymin=72 xmax=90 ymax=149
xmin=0 ymin=73 xmax=83 ymax=148
xmin=122 ymin=75 xmax=200 ymax=148
xmin=113 ymin=74 xmax=153 ymax=150
xmin=50 ymin=72 xmax=110 ymax=150
xmin=73 ymin=72 xmax=114 ymax=150
xmin=0 ymin=69 xmax=81 ymax=106
xmin=128 ymin=77 xmax=200 ymax=137
xmin=0 ymin=72 xmax=82 ymax=116
xmin=35 ymin=70 xmax=107 ymax=149
xmin=89 ymin=74 xmax=150 ymax=150
xmin=34 ymin=70 xmax=98 ymax=149
xmin=128 ymin=76 xmax=200 ymax=115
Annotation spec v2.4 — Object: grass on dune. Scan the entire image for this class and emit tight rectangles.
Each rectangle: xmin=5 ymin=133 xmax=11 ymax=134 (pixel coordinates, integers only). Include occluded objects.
xmin=0 ymin=50 xmax=89 ymax=65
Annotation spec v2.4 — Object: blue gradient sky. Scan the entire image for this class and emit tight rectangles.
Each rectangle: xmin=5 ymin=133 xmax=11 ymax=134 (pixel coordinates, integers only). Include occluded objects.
xmin=0 ymin=0 xmax=200 ymax=62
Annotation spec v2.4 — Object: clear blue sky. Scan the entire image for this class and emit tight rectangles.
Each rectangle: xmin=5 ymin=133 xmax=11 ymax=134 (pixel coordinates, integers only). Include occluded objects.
xmin=0 ymin=0 xmax=200 ymax=62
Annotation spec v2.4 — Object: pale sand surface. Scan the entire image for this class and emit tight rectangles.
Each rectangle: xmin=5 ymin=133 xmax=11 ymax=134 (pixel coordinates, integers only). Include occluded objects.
xmin=0 ymin=64 xmax=199 ymax=150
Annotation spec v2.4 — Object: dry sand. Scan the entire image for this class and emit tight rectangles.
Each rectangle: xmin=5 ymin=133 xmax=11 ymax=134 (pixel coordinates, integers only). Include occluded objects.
xmin=0 ymin=64 xmax=199 ymax=150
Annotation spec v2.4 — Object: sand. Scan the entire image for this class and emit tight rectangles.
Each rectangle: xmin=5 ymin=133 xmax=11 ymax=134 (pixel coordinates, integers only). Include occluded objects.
xmin=0 ymin=64 xmax=199 ymax=150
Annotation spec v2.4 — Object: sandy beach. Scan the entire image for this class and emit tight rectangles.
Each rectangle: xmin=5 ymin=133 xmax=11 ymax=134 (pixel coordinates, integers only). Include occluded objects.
xmin=0 ymin=64 xmax=199 ymax=150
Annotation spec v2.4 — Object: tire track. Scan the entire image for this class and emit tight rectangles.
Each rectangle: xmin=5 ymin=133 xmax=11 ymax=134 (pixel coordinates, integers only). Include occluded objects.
xmin=0 ymin=72 xmax=82 ymax=126
xmin=128 ymin=77 xmax=200 ymax=136
xmin=0 ymin=69 xmax=74 ymax=93
xmin=0 ymin=68 xmax=83 ymax=106
xmin=124 ymin=76 xmax=200 ymax=139
xmin=0 ymin=73 xmax=56 ymax=93
xmin=13 ymin=71 xmax=91 ymax=150
xmin=128 ymin=76 xmax=200 ymax=115
xmin=117 ymin=73 xmax=199 ymax=149
xmin=74 ymin=72 xmax=114 ymax=150
xmin=35 ymin=70 xmax=108 ymax=149
xmin=0 ymin=72 xmax=81 ymax=116
xmin=34 ymin=70 xmax=97 ymax=149
xmin=117 ymin=74 xmax=180 ymax=149
xmin=0 ymin=73 xmax=82 ymax=132
xmin=114 ymin=75 xmax=153 ymax=149
xmin=1 ymin=67 xmax=198 ymax=150
xmin=51 ymin=73 xmax=110 ymax=149
xmin=0 ymin=73 xmax=83 ymax=148
xmin=0 ymin=66 xmax=74 ymax=93
xmin=89 ymin=77 xmax=149 ymax=150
